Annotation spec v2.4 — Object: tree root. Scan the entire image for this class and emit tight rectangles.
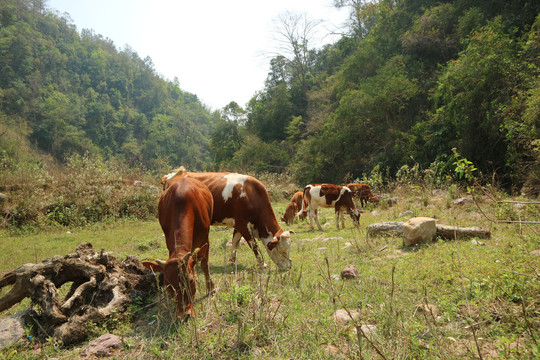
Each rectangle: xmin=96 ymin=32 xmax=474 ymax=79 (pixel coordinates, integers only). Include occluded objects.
xmin=0 ymin=243 xmax=156 ymax=344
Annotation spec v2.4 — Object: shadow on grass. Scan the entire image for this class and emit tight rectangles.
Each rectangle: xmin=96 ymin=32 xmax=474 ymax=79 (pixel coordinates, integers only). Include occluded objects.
xmin=209 ymin=264 xmax=247 ymax=274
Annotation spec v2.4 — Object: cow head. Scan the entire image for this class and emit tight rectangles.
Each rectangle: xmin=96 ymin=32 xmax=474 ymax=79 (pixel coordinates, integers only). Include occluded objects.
xmin=266 ymin=230 xmax=294 ymax=270
xmin=143 ymin=245 xmax=206 ymax=320
xmin=351 ymin=209 xmax=361 ymax=227
xmin=369 ymin=195 xmax=380 ymax=204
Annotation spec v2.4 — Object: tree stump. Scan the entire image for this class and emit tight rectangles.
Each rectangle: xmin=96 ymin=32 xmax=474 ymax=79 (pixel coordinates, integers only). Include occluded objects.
xmin=0 ymin=243 xmax=156 ymax=344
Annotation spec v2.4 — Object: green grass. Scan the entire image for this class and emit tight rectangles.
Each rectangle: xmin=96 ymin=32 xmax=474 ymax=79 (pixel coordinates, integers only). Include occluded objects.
xmin=0 ymin=188 xmax=538 ymax=359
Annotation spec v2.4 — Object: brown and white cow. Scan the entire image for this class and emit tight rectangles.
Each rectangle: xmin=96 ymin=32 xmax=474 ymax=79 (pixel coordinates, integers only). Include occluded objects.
xmin=143 ymin=176 xmax=214 ymax=319
xmin=281 ymin=201 xmax=298 ymax=225
xmin=346 ymin=183 xmax=379 ymax=207
xmin=281 ymin=191 xmax=308 ymax=225
xmin=163 ymin=169 xmax=293 ymax=270
xmin=297 ymin=184 xmax=360 ymax=231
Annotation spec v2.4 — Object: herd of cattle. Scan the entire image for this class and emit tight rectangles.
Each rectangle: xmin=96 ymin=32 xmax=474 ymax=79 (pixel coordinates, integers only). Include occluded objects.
xmin=144 ymin=168 xmax=379 ymax=319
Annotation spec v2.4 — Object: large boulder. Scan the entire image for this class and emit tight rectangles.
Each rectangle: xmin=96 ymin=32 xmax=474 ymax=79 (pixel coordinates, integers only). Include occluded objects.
xmin=402 ymin=217 xmax=437 ymax=246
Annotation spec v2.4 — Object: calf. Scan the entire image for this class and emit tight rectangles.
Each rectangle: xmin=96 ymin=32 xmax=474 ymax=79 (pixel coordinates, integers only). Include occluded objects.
xmin=346 ymin=183 xmax=379 ymax=207
xmin=143 ymin=176 xmax=214 ymax=319
xmin=291 ymin=191 xmax=308 ymax=221
xmin=297 ymin=184 xmax=360 ymax=231
xmin=281 ymin=191 xmax=307 ymax=225
xmin=163 ymin=169 xmax=293 ymax=270
xmin=281 ymin=201 xmax=298 ymax=225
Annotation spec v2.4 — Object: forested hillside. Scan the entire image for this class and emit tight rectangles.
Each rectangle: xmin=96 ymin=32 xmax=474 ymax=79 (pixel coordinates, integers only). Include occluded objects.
xmin=0 ymin=0 xmax=216 ymax=170
xmin=1 ymin=0 xmax=539 ymax=194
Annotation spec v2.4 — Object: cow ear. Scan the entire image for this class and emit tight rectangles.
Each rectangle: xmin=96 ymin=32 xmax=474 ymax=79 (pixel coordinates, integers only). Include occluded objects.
xmin=142 ymin=260 xmax=164 ymax=273
xmin=192 ymin=243 xmax=208 ymax=261
xmin=267 ymin=237 xmax=279 ymax=251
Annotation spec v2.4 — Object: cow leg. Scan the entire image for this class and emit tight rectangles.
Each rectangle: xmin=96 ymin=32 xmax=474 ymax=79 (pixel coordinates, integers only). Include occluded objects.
xmin=308 ymin=208 xmax=315 ymax=229
xmin=229 ymin=227 xmax=266 ymax=268
xmin=200 ymin=255 xmax=215 ymax=294
xmin=312 ymin=208 xmax=323 ymax=231
xmin=228 ymin=230 xmax=243 ymax=264
xmin=335 ymin=209 xmax=343 ymax=230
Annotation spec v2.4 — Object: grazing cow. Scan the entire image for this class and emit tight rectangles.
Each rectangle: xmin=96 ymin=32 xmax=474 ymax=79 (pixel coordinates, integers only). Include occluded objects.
xmin=143 ymin=176 xmax=214 ymax=319
xmin=281 ymin=191 xmax=307 ymax=225
xmin=346 ymin=183 xmax=379 ymax=207
xmin=297 ymin=184 xmax=360 ymax=231
xmin=162 ymin=169 xmax=293 ymax=270
xmin=291 ymin=191 xmax=308 ymax=221
xmin=281 ymin=201 xmax=298 ymax=225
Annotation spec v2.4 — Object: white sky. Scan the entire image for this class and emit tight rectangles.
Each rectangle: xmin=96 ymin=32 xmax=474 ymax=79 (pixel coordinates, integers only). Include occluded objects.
xmin=46 ymin=0 xmax=349 ymax=110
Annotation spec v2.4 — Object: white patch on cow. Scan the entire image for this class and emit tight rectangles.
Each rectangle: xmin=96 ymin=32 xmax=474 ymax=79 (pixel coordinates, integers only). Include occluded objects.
xmin=222 ymin=173 xmax=248 ymax=202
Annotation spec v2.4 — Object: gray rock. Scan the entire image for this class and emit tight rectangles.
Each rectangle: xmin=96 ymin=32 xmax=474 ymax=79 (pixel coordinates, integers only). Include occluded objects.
xmin=366 ymin=222 xmax=404 ymax=237
xmin=0 ymin=310 xmax=36 ymax=349
xmin=453 ymin=197 xmax=474 ymax=205
xmin=0 ymin=193 xmax=6 ymax=202
xmin=332 ymin=309 xmax=361 ymax=325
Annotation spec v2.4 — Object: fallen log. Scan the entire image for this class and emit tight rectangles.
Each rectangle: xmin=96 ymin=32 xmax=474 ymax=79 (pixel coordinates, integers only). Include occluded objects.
xmin=0 ymin=243 xmax=156 ymax=344
xmin=435 ymin=224 xmax=491 ymax=240
xmin=366 ymin=221 xmax=491 ymax=241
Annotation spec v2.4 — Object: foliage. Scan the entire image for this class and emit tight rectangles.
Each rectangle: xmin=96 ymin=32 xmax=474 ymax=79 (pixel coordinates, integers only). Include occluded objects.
xmin=2 ymin=0 xmax=540 ymax=201
xmin=0 ymin=0 xmax=214 ymax=172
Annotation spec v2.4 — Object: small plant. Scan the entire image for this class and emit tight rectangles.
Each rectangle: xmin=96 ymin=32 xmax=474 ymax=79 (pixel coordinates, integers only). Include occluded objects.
xmin=452 ymin=148 xmax=478 ymax=193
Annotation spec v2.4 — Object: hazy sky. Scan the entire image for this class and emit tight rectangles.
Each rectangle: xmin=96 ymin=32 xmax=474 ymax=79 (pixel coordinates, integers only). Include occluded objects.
xmin=46 ymin=0 xmax=349 ymax=110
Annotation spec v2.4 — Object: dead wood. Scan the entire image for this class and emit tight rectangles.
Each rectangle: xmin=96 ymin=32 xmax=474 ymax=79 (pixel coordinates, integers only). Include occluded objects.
xmin=436 ymin=224 xmax=491 ymax=240
xmin=0 ymin=243 xmax=156 ymax=344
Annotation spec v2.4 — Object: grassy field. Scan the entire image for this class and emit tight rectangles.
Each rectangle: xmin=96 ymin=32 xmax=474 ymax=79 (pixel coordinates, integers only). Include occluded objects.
xmin=0 ymin=186 xmax=538 ymax=359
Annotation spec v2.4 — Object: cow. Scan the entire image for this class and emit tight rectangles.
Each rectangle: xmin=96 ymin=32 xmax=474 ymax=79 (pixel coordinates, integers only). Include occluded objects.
xmin=142 ymin=176 xmax=214 ymax=320
xmin=162 ymin=168 xmax=293 ymax=270
xmin=297 ymin=184 xmax=360 ymax=231
xmin=346 ymin=183 xmax=379 ymax=207
xmin=281 ymin=191 xmax=307 ymax=225
xmin=281 ymin=201 xmax=298 ymax=225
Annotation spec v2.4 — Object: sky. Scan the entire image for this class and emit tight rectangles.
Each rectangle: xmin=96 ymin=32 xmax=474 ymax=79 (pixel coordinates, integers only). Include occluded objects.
xmin=46 ymin=0 xmax=350 ymax=110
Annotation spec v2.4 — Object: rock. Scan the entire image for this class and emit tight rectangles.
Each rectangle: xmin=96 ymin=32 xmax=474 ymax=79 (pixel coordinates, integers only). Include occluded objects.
xmin=402 ymin=217 xmax=437 ymax=246
xmin=387 ymin=197 xmax=399 ymax=206
xmin=0 ymin=310 xmax=36 ymax=349
xmin=530 ymin=249 xmax=540 ymax=257
xmin=370 ymin=210 xmax=380 ymax=216
xmin=432 ymin=189 xmax=445 ymax=197
xmin=133 ymin=180 xmax=144 ymax=187
xmin=471 ymin=239 xmax=485 ymax=246
xmin=415 ymin=304 xmax=438 ymax=317
xmin=366 ymin=222 xmax=403 ymax=237
xmin=81 ymin=334 xmax=123 ymax=357
xmin=453 ymin=197 xmax=474 ymax=205
xmin=332 ymin=309 xmax=361 ymax=325
xmin=342 ymin=242 xmax=353 ymax=249
xmin=0 ymin=193 xmax=6 ymax=202
xmin=436 ymin=224 xmax=491 ymax=239
xmin=340 ymin=265 xmax=359 ymax=279
xmin=399 ymin=210 xmax=414 ymax=217
xmin=354 ymin=324 xmax=377 ymax=338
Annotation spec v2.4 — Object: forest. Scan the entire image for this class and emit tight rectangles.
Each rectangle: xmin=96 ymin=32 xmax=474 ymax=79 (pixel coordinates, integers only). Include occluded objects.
xmin=1 ymin=0 xmax=539 ymax=194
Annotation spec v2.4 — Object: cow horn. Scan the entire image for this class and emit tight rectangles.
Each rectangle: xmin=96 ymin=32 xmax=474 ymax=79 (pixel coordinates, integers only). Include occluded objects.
xmin=155 ymin=259 xmax=166 ymax=267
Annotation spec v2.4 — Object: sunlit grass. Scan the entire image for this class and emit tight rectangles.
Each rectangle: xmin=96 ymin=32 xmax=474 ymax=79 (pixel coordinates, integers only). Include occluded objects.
xmin=0 ymin=186 xmax=538 ymax=359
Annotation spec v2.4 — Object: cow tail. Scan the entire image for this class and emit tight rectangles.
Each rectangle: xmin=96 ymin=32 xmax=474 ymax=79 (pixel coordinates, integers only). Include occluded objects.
xmin=296 ymin=186 xmax=309 ymax=218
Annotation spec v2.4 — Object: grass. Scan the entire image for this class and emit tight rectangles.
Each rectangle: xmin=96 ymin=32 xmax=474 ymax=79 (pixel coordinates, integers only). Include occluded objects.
xmin=0 ymin=186 xmax=538 ymax=359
